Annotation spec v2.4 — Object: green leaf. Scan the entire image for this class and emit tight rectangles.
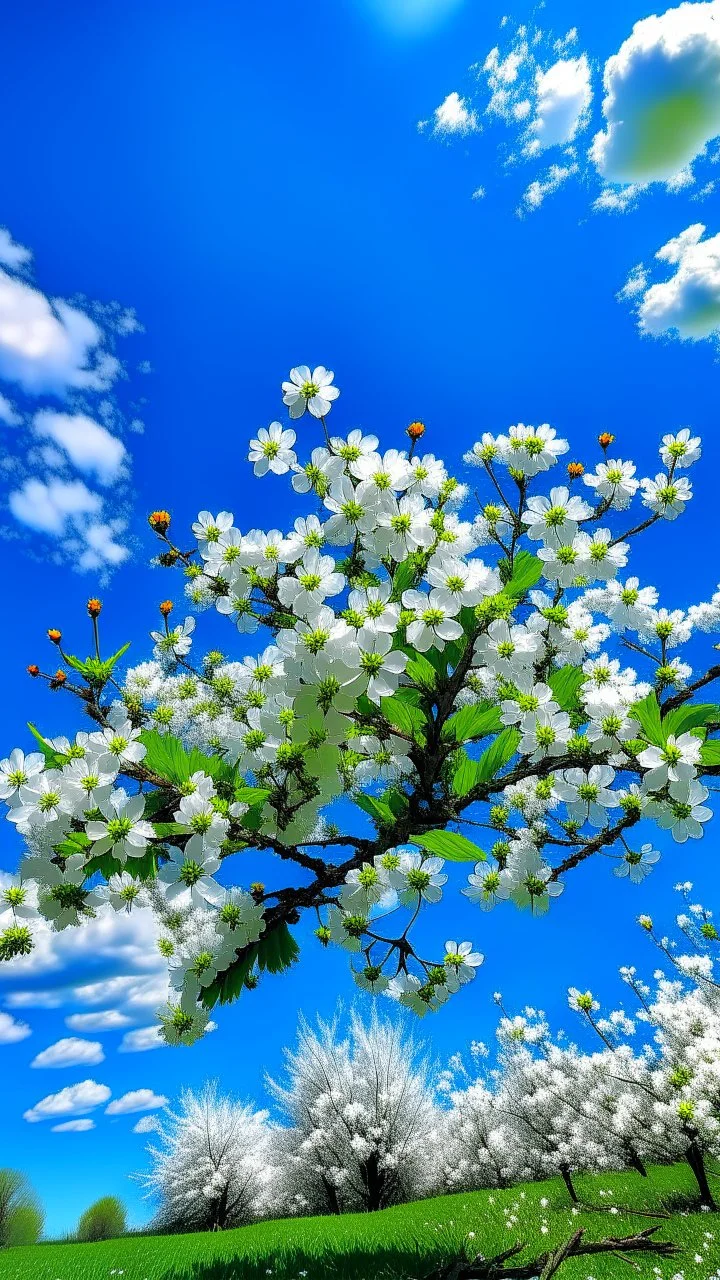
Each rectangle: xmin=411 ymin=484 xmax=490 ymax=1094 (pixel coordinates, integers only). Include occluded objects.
xmin=663 ymin=704 xmax=720 ymax=737
xmin=548 ymin=665 xmax=586 ymax=712
xmin=629 ymin=693 xmax=664 ymax=746
xmin=390 ymin=558 xmax=418 ymax=602
xmin=55 ymin=831 xmax=91 ymax=859
xmin=353 ymin=793 xmax=396 ymax=827
xmin=142 ymin=790 xmax=171 ymax=819
xmin=443 ymin=702 xmax=502 ymax=743
xmin=405 ymin=652 xmax=437 ymax=692
xmin=185 ymin=747 xmax=234 ymax=783
xmin=451 ymin=749 xmax=479 ymax=798
xmin=385 ymin=787 xmax=409 ymax=817
xmin=380 ymin=693 xmax=426 ymax=741
xmin=503 ymin=550 xmax=543 ymax=599
xmin=474 ymin=728 xmax=521 ymax=786
xmin=233 ymin=786 xmax=272 ymax=807
xmin=256 ymin=922 xmax=300 ymax=974
xmin=409 ymin=830 xmax=485 ymax=862
xmin=139 ymin=731 xmax=192 ymax=784
xmin=63 ymin=653 xmax=93 ymax=678
xmin=152 ymin=822 xmax=188 ymax=838
xmin=700 ymin=740 xmax=720 ymax=767
xmin=201 ymin=924 xmax=299 ymax=1008
xmin=27 ymin=722 xmax=66 ymax=768
xmin=202 ymin=945 xmax=258 ymax=1007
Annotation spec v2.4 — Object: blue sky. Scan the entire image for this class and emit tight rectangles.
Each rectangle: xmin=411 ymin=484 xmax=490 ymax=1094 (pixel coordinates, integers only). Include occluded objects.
xmin=0 ymin=0 xmax=719 ymax=1238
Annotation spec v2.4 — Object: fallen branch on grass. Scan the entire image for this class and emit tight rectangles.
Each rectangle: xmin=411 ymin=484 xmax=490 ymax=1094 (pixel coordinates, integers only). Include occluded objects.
xmin=423 ymin=1225 xmax=679 ymax=1279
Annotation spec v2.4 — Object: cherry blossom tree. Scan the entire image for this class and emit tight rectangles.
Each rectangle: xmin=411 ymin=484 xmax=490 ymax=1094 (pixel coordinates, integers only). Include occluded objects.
xmin=267 ymin=1010 xmax=439 ymax=1214
xmin=1 ymin=365 xmax=719 ymax=1041
xmin=142 ymin=1083 xmax=275 ymax=1231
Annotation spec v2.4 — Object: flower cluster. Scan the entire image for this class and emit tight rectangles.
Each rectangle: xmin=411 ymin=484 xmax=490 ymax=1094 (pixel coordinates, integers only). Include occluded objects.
xmin=1 ymin=369 xmax=719 ymax=1039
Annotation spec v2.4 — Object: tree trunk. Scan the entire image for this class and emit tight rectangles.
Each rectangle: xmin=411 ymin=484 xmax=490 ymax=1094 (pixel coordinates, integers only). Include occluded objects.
xmin=212 ymin=1182 xmax=230 ymax=1231
xmin=320 ymin=1175 xmax=341 ymax=1216
xmin=559 ymin=1163 xmax=578 ymax=1204
xmin=362 ymin=1152 xmax=385 ymax=1213
xmin=626 ymin=1148 xmax=648 ymax=1178
xmin=685 ymin=1140 xmax=717 ymax=1210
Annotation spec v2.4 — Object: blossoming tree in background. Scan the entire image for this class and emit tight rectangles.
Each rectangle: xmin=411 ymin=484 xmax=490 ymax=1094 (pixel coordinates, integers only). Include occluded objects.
xmin=0 ymin=364 xmax=719 ymax=1042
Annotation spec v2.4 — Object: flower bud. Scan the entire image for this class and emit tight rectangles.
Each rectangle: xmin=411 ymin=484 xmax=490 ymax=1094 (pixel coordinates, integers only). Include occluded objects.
xmin=158 ymin=550 xmax=179 ymax=567
xmin=159 ymin=600 xmax=174 ymax=618
xmin=250 ymin=882 xmax=265 ymax=900
xmin=598 ymin=432 xmax=615 ymax=451
xmin=26 ymin=664 xmax=40 ymax=677
xmin=87 ymin=598 xmax=102 ymax=618
xmin=51 ymin=669 xmax=67 ymax=688
xmin=47 ymin=628 xmax=62 ymax=644
xmin=406 ymin=420 xmax=426 ymax=441
xmin=149 ymin=509 xmax=171 ymax=535
xmin=567 ymin=462 xmax=584 ymax=478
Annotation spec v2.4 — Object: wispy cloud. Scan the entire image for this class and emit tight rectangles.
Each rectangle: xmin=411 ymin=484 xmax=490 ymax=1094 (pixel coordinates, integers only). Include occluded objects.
xmin=0 ymin=225 xmax=144 ymax=575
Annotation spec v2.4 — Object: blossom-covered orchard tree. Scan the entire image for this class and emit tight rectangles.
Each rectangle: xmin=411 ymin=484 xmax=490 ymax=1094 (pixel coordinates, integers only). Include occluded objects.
xmin=1 ymin=364 xmax=719 ymax=1041
xmin=142 ymin=1083 xmax=274 ymax=1231
xmin=438 ymin=887 xmax=720 ymax=1209
xmin=268 ymin=1010 xmax=438 ymax=1215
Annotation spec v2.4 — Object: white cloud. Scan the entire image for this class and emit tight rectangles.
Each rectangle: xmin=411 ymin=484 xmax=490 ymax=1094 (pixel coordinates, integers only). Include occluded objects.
xmin=623 ymin=222 xmax=720 ymax=343
xmin=24 ymin=1079 xmax=111 ymax=1123
xmin=106 ymin=1088 xmax=168 ymax=1116
xmin=432 ymin=92 xmax=478 ymax=136
xmin=133 ymin=1114 xmax=161 ymax=1134
xmin=519 ymin=163 xmax=578 ymax=212
xmin=75 ymin=520 xmax=129 ymax=570
xmin=0 ymin=1011 xmax=31 ymax=1044
xmin=119 ymin=1025 xmax=165 ymax=1053
xmin=66 ymin=1010 xmax=133 ymax=1032
xmin=9 ymin=477 xmax=101 ymax=535
xmin=0 ymin=228 xmax=32 ymax=270
xmin=32 ymin=411 xmax=126 ymax=485
xmin=0 ymin=268 xmax=118 ymax=395
xmin=593 ymin=183 xmax=643 ymax=213
xmin=528 ymin=55 xmax=592 ymax=150
xmin=0 ymin=392 xmax=21 ymax=425
xmin=51 ymin=1118 xmax=95 ymax=1133
xmin=592 ymin=1 xmax=720 ymax=184
xmin=31 ymin=1037 xmax=105 ymax=1069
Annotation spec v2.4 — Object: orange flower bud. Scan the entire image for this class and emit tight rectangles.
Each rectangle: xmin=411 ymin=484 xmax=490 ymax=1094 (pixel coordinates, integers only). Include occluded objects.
xmin=51 ymin=669 xmax=67 ymax=687
xmin=406 ymin=421 xmax=426 ymax=441
xmin=159 ymin=600 xmax=174 ymax=617
xmin=47 ymin=628 xmax=62 ymax=644
xmin=26 ymin=664 xmax=40 ymax=677
xmin=149 ymin=510 xmax=171 ymax=535
xmin=598 ymin=432 xmax=615 ymax=450
xmin=567 ymin=462 xmax=584 ymax=479
xmin=87 ymin=598 xmax=102 ymax=618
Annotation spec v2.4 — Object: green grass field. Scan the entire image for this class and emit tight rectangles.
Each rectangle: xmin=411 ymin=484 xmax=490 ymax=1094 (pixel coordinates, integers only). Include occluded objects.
xmin=0 ymin=1164 xmax=718 ymax=1280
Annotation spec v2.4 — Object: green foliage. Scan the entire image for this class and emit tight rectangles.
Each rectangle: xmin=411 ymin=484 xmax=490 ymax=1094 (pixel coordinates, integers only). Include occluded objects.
xmin=441 ymin=702 xmax=502 ymax=744
xmin=139 ymin=732 xmax=234 ymax=786
xmin=76 ymin=1197 xmax=127 ymax=1244
xmin=502 ymin=550 xmax=543 ymax=599
xmin=26 ymin=724 xmax=67 ymax=769
xmin=63 ymin=643 xmax=131 ymax=686
xmin=0 ymin=1169 xmax=44 ymax=1248
xmin=409 ymin=830 xmax=484 ymax=862
xmin=629 ymin=693 xmax=665 ymax=746
xmin=663 ymin=703 xmax=720 ymax=736
xmin=451 ymin=728 xmax=520 ymax=797
xmin=700 ymin=740 xmax=720 ymax=767
xmin=201 ymin=923 xmax=299 ymax=1008
xmin=353 ymin=793 xmax=396 ymax=828
xmin=403 ymin=653 xmax=437 ymax=692
xmin=379 ymin=689 xmax=427 ymax=742
xmin=548 ymin=665 xmax=586 ymax=712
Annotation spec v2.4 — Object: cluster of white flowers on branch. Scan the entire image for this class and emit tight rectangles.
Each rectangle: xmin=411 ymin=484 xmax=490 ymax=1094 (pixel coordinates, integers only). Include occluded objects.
xmin=141 ymin=896 xmax=720 ymax=1232
xmin=1 ymin=365 xmax=719 ymax=1040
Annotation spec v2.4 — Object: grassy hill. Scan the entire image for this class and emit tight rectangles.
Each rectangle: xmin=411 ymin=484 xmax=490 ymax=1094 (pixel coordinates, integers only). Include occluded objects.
xmin=0 ymin=1164 xmax=717 ymax=1280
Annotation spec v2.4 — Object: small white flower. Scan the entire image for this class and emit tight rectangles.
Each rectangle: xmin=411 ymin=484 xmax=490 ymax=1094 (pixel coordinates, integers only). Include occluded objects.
xmin=248 ymin=422 xmax=297 ymax=476
xmin=282 ymin=365 xmax=339 ymax=419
